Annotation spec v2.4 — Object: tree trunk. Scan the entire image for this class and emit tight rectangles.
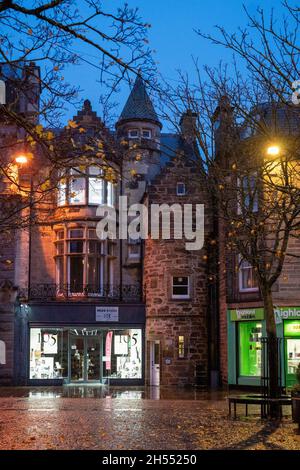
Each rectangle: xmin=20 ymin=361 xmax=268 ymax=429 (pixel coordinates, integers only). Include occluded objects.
xmin=262 ymin=285 xmax=280 ymax=418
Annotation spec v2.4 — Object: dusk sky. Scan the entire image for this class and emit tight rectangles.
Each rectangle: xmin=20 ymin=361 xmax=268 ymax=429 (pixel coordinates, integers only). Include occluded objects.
xmin=63 ymin=0 xmax=287 ymax=130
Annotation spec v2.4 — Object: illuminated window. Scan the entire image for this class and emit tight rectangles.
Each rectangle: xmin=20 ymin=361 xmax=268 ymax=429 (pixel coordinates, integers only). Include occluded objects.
xmin=55 ymin=226 xmax=115 ymax=295
xmin=238 ymin=322 xmax=262 ymax=376
xmin=57 ymin=166 xmax=115 ymax=207
xmin=238 ymin=256 xmax=258 ymax=292
xmin=178 ymin=336 xmax=185 ymax=358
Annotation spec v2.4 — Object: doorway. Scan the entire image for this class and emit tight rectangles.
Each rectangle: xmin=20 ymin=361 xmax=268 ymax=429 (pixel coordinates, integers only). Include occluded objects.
xmin=150 ymin=341 xmax=160 ymax=386
xmin=70 ymin=332 xmax=102 ymax=382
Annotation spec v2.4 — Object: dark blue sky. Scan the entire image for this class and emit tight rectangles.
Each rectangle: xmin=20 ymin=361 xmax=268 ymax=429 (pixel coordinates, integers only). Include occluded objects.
xmin=63 ymin=0 xmax=286 ymax=130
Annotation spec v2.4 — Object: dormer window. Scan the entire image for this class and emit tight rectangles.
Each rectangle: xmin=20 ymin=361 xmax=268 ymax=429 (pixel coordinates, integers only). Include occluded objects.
xmin=128 ymin=129 xmax=139 ymax=139
xmin=142 ymin=129 xmax=152 ymax=139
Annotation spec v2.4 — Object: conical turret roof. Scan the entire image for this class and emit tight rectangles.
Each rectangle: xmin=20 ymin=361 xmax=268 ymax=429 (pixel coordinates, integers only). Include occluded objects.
xmin=117 ymin=75 xmax=161 ymax=128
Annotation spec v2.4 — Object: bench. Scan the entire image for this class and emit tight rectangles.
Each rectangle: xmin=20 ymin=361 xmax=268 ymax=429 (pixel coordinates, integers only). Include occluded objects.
xmin=228 ymin=394 xmax=291 ymax=418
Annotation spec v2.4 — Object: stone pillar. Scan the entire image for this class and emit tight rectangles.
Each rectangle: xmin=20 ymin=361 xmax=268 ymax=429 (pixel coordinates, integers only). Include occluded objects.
xmin=0 ymin=281 xmax=18 ymax=385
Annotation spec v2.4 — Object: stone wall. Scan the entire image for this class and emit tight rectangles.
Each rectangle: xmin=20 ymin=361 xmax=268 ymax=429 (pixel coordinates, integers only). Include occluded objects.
xmin=0 ymin=282 xmax=18 ymax=385
xmin=144 ymin=157 xmax=212 ymax=387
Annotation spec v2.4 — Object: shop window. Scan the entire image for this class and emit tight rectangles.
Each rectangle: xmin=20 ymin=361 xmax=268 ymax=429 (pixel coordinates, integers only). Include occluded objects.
xmin=172 ymin=276 xmax=190 ymax=299
xmin=176 ymin=182 xmax=186 ymax=196
xmin=178 ymin=336 xmax=185 ymax=358
xmin=238 ymin=322 xmax=262 ymax=376
xmin=238 ymin=256 xmax=258 ymax=292
xmin=30 ymin=328 xmax=68 ymax=379
xmin=103 ymin=329 xmax=142 ymax=379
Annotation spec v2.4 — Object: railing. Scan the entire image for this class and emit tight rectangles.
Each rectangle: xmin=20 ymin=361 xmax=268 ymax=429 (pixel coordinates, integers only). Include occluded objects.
xmin=18 ymin=283 xmax=143 ymax=303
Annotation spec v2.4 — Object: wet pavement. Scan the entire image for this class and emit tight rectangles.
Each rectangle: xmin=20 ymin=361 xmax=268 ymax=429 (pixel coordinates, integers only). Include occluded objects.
xmin=0 ymin=386 xmax=299 ymax=450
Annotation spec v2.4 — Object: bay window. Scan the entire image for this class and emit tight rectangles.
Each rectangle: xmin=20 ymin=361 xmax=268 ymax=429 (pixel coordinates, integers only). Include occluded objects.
xmin=55 ymin=226 xmax=116 ymax=295
xmin=57 ymin=166 xmax=115 ymax=207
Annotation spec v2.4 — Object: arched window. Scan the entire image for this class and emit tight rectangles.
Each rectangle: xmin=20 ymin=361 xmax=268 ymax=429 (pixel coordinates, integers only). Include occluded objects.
xmin=0 ymin=80 xmax=6 ymax=105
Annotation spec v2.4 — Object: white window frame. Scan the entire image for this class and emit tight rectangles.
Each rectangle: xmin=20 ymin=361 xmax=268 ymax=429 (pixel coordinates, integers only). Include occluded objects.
xmin=172 ymin=276 xmax=190 ymax=299
xmin=141 ymin=128 xmax=152 ymax=139
xmin=128 ymin=128 xmax=139 ymax=139
xmin=238 ymin=255 xmax=259 ymax=292
xmin=176 ymin=182 xmax=186 ymax=196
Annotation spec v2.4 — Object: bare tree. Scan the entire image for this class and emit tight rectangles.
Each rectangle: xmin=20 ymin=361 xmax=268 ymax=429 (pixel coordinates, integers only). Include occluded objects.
xmin=0 ymin=1 xmax=154 ymax=236
xmin=158 ymin=2 xmax=300 ymax=413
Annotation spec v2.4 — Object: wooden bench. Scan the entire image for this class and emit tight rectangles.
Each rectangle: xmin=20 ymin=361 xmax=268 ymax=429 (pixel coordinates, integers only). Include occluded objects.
xmin=228 ymin=394 xmax=291 ymax=418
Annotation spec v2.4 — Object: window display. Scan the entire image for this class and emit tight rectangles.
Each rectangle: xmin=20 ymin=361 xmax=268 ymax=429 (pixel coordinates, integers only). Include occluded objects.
xmin=238 ymin=322 xmax=262 ymax=376
xmin=104 ymin=329 xmax=142 ymax=379
xmin=286 ymin=339 xmax=300 ymax=375
xmin=30 ymin=327 xmax=143 ymax=381
xmin=30 ymin=329 xmax=68 ymax=379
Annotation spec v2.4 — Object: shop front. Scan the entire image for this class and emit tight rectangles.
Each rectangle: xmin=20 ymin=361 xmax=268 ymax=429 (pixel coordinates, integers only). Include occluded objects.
xmin=21 ymin=302 xmax=145 ymax=386
xmin=228 ymin=306 xmax=300 ymax=388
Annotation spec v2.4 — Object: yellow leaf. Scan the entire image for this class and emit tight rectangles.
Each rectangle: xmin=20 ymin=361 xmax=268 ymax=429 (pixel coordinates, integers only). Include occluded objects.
xmin=79 ymin=127 xmax=86 ymax=133
xmin=35 ymin=124 xmax=43 ymax=135
xmin=68 ymin=120 xmax=78 ymax=129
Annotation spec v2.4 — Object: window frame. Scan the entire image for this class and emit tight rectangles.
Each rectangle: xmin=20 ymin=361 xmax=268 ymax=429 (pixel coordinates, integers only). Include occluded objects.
xmin=141 ymin=128 xmax=152 ymax=139
xmin=176 ymin=182 xmax=186 ymax=196
xmin=57 ymin=166 xmax=115 ymax=207
xmin=128 ymin=128 xmax=139 ymax=139
xmin=171 ymin=276 xmax=190 ymax=299
xmin=238 ymin=255 xmax=259 ymax=292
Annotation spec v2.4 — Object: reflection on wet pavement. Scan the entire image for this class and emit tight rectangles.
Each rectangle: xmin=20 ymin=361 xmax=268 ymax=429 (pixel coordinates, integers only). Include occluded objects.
xmin=0 ymin=385 xmax=228 ymax=400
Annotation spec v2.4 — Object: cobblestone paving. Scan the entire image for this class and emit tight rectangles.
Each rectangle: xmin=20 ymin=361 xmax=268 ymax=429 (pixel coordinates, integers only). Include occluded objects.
xmin=0 ymin=387 xmax=299 ymax=450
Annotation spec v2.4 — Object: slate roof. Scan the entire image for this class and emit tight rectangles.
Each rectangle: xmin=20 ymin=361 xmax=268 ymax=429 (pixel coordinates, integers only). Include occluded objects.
xmin=117 ymin=75 xmax=161 ymax=127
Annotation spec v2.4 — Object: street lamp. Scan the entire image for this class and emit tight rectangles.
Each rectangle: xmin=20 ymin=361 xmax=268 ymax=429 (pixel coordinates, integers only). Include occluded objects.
xmin=15 ymin=155 xmax=28 ymax=165
xmin=266 ymin=145 xmax=280 ymax=157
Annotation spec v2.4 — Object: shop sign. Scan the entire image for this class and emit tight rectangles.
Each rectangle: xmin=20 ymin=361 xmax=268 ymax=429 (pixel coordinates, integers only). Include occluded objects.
xmin=96 ymin=306 xmax=119 ymax=322
xmin=230 ymin=308 xmax=264 ymax=322
xmin=274 ymin=307 xmax=300 ymax=324
xmin=284 ymin=320 xmax=300 ymax=337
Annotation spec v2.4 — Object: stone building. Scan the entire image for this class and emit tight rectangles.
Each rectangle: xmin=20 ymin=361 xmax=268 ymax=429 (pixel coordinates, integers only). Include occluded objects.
xmin=214 ymin=99 xmax=300 ymax=389
xmin=0 ymin=68 xmax=213 ymax=388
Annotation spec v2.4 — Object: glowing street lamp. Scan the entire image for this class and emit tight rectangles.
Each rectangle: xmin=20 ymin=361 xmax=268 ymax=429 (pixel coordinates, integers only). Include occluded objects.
xmin=266 ymin=145 xmax=280 ymax=157
xmin=15 ymin=154 xmax=28 ymax=165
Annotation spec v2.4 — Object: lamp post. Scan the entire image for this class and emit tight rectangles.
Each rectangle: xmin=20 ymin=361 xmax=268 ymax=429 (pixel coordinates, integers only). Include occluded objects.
xmin=15 ymin=154 xmax=33 ymax=299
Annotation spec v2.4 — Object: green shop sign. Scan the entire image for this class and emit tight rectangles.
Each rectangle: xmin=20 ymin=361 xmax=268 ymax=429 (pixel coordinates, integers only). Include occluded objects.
xmin=274 ymin=307 xmax=300 ymax=324
xmin=230 ymin=308 xmax=264 ymax=322
xmin=284 ymin=320 xmax=300 ymax=337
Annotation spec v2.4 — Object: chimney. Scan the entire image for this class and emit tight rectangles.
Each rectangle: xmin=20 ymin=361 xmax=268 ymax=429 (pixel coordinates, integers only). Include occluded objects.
xmin=179 ymin=109 xmax=197 ymax=144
